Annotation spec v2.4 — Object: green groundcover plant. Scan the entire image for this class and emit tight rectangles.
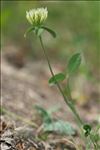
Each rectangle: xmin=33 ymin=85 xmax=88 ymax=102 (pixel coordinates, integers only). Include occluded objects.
xmin=25 ymin=7 xmax=100 ymax=150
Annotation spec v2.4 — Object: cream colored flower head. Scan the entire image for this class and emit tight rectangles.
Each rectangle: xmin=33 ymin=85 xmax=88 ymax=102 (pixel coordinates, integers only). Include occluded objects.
xmin=26 ymin=7 xmax=48 ymax=26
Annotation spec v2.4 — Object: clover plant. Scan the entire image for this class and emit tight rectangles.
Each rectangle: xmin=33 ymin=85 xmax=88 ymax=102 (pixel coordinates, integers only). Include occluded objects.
xmin=25 ymin=7 xmax=100 ymax=150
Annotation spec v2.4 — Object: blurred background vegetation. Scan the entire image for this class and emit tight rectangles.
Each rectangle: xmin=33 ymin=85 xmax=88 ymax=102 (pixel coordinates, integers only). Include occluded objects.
xmin=1 ymin=1 xmax=100 ymax=79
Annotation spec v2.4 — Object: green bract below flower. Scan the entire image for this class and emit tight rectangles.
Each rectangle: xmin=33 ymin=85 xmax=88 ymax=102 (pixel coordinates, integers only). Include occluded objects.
xmin=26 ymin=7 xmax=48 ymax=26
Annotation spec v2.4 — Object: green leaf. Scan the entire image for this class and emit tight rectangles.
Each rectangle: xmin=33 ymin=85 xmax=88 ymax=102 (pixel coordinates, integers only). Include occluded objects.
xmin=49 ymin=73 xmax=65 ymax=85
xmin=43 ymin=120 xmax=76 ymax=136
xmin=41 ymin=26 xmax=56 ymax=38
xmin=67 ymin=53 xmax=81 ymax=75
xmin=24 ymin=26 xmax=35 ymax=37
xmin=36 ymin=28 xmax=44 ymax=37
xmin=34 ymin=105 xmax=52 ymax=124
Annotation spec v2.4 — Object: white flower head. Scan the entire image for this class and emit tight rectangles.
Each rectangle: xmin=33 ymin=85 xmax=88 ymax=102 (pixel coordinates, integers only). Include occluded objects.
xmin=26 ymin=7 xmax=48 ymax=26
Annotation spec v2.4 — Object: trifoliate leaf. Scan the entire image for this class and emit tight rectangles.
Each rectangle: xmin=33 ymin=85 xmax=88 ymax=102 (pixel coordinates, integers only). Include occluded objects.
xmin=49 ymin=73 xmax=65 ymax=85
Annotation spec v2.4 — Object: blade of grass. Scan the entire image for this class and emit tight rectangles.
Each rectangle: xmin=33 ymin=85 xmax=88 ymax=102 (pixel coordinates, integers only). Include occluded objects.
xmin=1 ymin=107 xmax=38 ymax=128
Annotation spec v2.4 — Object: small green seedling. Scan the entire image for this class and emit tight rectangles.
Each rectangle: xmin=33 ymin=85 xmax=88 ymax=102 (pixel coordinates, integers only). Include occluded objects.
xmin=34 ymin=105 xmax=76 ymax=137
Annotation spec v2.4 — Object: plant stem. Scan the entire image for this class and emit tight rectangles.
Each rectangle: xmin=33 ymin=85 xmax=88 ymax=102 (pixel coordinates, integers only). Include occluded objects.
xmin=39 ymin=36 xmax=96 ymax=149
xmin=39 ymin=36 xmax=83 ymax=127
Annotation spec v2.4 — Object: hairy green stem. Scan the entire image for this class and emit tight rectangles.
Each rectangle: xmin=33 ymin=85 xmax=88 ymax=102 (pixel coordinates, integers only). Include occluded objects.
xmin=39 ymin=36 xmax=83 ymax=127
